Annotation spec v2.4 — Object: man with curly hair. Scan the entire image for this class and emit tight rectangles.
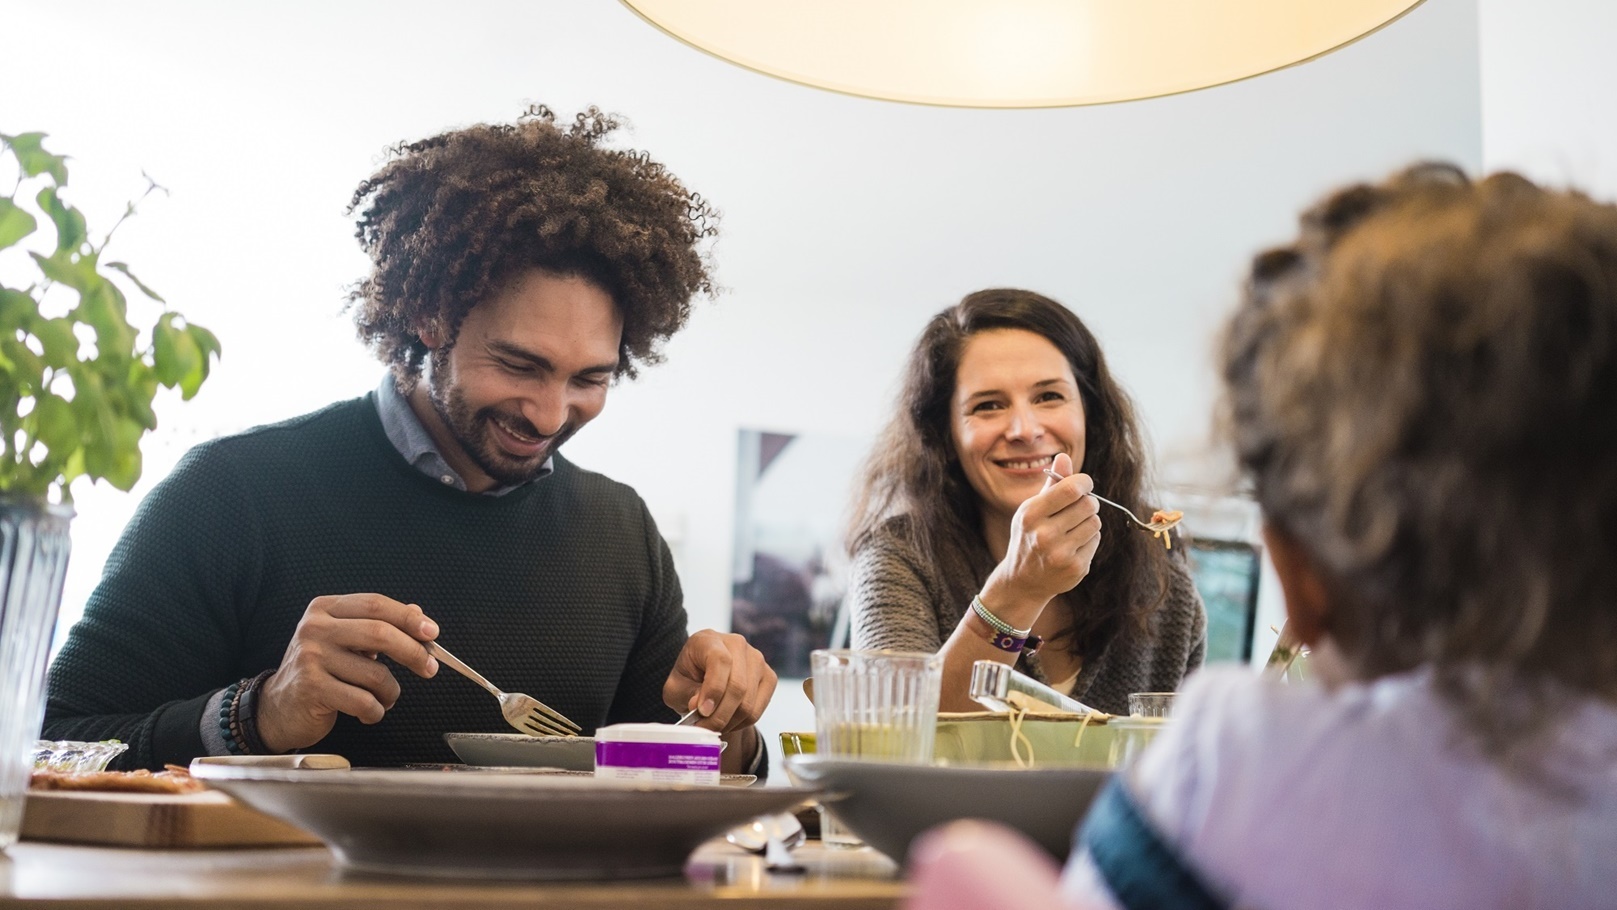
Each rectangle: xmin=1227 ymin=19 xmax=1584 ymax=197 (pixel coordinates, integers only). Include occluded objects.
xmin=44 ymin=107 xmax=778 ymax=774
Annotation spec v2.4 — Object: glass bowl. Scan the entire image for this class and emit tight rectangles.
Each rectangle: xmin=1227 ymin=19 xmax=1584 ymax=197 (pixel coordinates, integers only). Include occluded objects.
xmin=32 ymin=739 xmax=129 ymax=773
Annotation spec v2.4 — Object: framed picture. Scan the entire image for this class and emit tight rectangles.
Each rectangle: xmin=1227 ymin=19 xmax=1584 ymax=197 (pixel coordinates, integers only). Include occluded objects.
xmin=729 ymin=429 xmax=867 ymax=678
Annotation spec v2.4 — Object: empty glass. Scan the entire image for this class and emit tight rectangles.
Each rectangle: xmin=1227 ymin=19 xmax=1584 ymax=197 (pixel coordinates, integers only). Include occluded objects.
xmin=1127 ymin=691 xmax=1176 ymax=718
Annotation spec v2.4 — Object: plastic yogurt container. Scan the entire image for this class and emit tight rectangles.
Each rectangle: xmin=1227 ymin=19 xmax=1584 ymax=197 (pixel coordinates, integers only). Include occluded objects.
xmin=594 ymin=722 xmax=722 ymax=785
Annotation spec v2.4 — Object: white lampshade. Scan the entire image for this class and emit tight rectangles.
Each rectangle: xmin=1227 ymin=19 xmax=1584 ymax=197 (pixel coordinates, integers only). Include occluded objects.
xmin=621 ymin=0 xmax=1425 ymax=108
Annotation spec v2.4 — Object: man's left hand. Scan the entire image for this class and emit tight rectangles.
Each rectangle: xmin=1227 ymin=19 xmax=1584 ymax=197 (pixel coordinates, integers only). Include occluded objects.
xmin=663 ymin=629 xmax=777 ymax=734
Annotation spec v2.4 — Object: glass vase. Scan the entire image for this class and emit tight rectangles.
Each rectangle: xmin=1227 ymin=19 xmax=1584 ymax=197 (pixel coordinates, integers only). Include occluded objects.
xmin=0 ymin=500 xmax=72 ymax=851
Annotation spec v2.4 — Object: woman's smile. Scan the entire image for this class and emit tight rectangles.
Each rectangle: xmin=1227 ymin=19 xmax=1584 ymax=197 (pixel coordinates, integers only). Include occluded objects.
xmin=950 ymin=328 xmax=1087 ymax=523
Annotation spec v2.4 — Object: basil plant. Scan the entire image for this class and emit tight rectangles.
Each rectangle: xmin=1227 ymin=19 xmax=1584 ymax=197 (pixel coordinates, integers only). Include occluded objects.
xmin=0 ymin=132 xmax=219 ymax=502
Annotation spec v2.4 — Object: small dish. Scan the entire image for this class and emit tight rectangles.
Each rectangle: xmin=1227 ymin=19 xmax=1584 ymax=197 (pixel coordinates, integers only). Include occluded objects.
xmin=444 ymin=732 xmax=595 ymax=771
xmin=32 ymin=740 xmax=129 ymax=773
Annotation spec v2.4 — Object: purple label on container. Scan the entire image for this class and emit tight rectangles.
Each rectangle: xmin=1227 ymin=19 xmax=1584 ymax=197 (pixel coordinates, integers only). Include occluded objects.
xmin=596 ymin=741 xmax=721 ymax=771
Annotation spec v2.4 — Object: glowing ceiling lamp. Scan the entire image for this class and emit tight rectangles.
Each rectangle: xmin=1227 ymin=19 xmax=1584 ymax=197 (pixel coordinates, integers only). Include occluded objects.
xmin=620 ymin=0 xmax=1425 ymax=109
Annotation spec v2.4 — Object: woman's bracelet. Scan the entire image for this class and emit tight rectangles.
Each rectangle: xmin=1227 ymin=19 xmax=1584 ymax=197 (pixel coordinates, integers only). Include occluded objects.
xmin=970 ymin=594 xmax=1042 ymax=654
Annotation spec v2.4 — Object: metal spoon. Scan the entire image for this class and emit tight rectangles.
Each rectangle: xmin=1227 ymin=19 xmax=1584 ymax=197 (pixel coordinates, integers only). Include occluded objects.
xmin=726 ymin=812 xmax=807 ymax=873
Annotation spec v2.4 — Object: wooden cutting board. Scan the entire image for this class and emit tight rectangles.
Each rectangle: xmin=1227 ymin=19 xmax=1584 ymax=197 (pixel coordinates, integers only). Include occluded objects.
xmin=21 ymin=788 xmax=323 ymax=848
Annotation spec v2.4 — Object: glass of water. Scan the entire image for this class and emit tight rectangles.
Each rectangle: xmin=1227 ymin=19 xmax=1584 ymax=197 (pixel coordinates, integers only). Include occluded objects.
xmin=809 ymin=649 xmax=943 ymax=848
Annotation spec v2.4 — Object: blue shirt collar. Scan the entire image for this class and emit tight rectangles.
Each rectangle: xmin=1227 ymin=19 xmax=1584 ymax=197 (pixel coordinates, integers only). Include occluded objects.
xmin=373 ymin=374 xmax=549 ymax=496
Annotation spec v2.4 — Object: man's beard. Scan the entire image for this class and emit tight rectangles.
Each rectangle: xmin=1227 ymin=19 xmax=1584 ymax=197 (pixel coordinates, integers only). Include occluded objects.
xmin=427 ymin=368 xmax=573 ymax=488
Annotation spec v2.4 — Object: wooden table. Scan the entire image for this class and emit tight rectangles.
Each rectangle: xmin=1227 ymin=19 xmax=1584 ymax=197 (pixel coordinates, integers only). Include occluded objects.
xmin=0 ymin=839 xmax=906 ymax=909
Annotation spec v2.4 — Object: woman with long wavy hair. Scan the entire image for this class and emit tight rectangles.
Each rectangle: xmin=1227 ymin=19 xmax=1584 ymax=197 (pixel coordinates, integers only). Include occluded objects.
xmin=846 ymin=289 xmax=1206 ymax=713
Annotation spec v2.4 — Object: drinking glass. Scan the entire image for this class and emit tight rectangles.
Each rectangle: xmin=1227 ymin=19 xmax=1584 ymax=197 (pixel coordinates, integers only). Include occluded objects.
xmin=1127 ymin=692 xmax=1176 ymax=718
xmin=809 ymin=649 xmax=943 ymax=848
xmin=811 ymin=649 xmax=942 ymax=762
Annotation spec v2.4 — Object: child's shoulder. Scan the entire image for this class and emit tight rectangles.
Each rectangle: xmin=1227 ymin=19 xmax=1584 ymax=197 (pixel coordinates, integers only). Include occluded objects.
xmin=1123 ymin=666 xmax=1617 ymax=909
xmin=1168 ymin=663 xmax=1437 ymax=747
xmin=1128 ymin=666 xmax=1446 ymax=855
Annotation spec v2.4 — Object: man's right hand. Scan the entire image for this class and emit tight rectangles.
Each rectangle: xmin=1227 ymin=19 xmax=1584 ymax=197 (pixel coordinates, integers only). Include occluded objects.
xmin=255 ymin=594 xmax=440 ymax=754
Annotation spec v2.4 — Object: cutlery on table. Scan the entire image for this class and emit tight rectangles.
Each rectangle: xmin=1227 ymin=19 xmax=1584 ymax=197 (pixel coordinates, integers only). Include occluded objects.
xmin=726 ymin=812 xmax=806 ymax=873
xmin=427 ymin=641 xmax=581 ymax=737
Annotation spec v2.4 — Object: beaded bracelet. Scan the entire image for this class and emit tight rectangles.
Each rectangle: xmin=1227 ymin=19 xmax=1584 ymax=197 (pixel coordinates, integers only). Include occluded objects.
xmin=216 ymin=670 xmax=276 ymax=756
xmin=235 ymin=669 xmax=275 ymax=755
xmin=970 ymin=595 xmax=1043 ymax=654
xmin=217 ymin=680 xmax=245 ymax=755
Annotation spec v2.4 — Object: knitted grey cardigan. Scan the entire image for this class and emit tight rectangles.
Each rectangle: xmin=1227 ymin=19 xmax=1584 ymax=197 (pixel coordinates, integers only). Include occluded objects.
xmin=847 ymin=520 xmax=1207 ymax=715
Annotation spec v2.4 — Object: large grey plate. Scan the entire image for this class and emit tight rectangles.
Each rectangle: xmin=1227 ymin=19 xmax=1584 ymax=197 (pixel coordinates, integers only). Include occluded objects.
xmin=192 ymin=765 xmax=813 ymax=880
xmin=445 ymin=732 xmax=596 ymax=771
xmin=783 ymin=754 xmax=1110 ymax=863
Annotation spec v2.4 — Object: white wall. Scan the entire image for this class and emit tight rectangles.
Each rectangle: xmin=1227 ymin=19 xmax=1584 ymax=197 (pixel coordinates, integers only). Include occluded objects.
xmin=4 ymin=0 xmax=1481 ymax=763
xmin=1479 ymin=0 xmax=1617 ymax=198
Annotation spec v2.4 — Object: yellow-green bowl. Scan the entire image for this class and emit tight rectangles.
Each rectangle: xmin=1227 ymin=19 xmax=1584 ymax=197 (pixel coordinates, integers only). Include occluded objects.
xmin=933 ymin=713 xmax=1162 ymax=768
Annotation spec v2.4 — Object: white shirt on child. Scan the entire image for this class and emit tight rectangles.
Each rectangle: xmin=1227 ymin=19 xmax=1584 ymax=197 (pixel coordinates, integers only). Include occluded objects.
xmin=1063 ymin=664 xmax=1617 ymax=910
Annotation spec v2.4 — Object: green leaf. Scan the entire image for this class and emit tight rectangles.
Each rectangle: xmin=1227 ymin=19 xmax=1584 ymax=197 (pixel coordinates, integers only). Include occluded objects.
xmin=68 ymin=368 xmax=118 ymax=474
xmin=36 ymin=187 xmax=87 ymax=254
xmin=67 ymin=365 xmax=105 ymax=419
xmin=29 ymin=250 xmax=101 ymax=293
xmin=61 ymin=446 xmax=86 ymax=488
xmin=0 ymin=198 xmax=37 ymax=249
xmin=178 ymin=351 xmax=208 ymax=398
xmin=100 ymin=415 xmax=144 ymax=491
xmin=182 ymin=323 xmax=220 ymax=396
xmin=0 ymin=337 xmax=44 ymax=390
xmin=125 ymin=358 xmax=158 ymax=396
xmin=125 ymin=380 xmax=158 ymax=430
xmin=150 ymin=321 xmax=180 ymax=385
xmin=30 ymin=316 xmax=81 ymax=368
xmin=76 ymin=283 xmax=137 ymax=358
xmin=0 ymin=288 xmax=39 ymax=331
xmin=3 ymin=133 xmax=69 ymax=184
xmin=187 ymin=323 xmax=222 ymax=360
xmin=155 ymin=313 xmax=215 ymax=399
xmin=104 ymin=261 xmax=166 ymax=303
xmin=29 ymin=392 xmax=78 ymax=455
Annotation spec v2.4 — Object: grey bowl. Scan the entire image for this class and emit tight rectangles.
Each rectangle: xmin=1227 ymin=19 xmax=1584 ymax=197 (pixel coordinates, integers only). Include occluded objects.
xmin=784 ymin=754 xmax=1110 ymax=863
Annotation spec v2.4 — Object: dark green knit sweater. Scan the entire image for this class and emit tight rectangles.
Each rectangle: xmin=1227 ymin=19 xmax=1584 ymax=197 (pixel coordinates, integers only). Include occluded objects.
xmin=44 ymin=395 xmax=686 ymax=770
